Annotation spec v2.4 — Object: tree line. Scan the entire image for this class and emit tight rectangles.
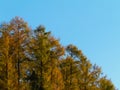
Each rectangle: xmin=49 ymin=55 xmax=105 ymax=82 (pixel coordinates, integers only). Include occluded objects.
xmin=0 ymin=17 xmax=116 ymax=90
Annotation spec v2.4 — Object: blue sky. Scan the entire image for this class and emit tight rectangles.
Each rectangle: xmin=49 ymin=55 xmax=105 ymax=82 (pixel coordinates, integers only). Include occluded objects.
xmin=0 ymin=0 xmax=120 ymax=89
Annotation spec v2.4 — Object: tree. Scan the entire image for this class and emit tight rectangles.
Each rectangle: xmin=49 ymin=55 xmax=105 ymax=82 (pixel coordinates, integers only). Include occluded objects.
xmin=0 ymin=17 xmax=117 ymax=90
xmin=98 ymin=76 xmax=116 ymax=90
xmin=26 ymin=25 xmax=64 ymax=90
xmin=60 ymin=57 xmax=79 ymax=90
xmin=0 ymin=17 xmax=30 ymax=90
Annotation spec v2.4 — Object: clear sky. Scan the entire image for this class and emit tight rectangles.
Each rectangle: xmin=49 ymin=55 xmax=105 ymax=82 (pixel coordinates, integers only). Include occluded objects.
xmin=0 ymin=0 xmax=120 ymax=89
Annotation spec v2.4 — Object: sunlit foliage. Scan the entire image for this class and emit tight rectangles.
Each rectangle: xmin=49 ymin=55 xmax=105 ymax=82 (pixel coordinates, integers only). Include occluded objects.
xmin=0 ymin=17 xmax=116 ymax=90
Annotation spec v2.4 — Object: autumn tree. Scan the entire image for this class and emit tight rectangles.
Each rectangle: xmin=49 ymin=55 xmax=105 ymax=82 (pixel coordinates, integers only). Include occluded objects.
xmin=98 ymin=76 xmax=116 ymax=90
xmin=26 ymin=26 xmax=64 ymax=90
xmin=0 ymin=17 xmax=117 ymax=90
xmin=0 ymin=17 xmax=30 ymax=90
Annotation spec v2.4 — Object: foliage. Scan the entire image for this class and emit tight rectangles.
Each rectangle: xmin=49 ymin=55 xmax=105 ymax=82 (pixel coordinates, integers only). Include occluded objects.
xmin=0 ymin=17 xmax=116 ymax=90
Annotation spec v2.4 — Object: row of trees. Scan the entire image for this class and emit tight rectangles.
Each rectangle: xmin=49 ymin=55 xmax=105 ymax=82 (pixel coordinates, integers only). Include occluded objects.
xmin=0 ymin=17 xmax=116 ymax=90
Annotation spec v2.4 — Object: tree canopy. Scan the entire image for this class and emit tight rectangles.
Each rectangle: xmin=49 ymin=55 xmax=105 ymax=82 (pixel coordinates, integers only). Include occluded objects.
xmin=0 ymin=17 xmax=117 ymax=90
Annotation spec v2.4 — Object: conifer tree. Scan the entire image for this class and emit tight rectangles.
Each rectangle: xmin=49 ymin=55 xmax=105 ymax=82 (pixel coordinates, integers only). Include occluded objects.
xmin=0 ymin=17 xmax=30 ymax=90
xmin=0 ymin=17 xmax=117 ymax=90
xmin=98 ymin=76 xmax=116 ymax=90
